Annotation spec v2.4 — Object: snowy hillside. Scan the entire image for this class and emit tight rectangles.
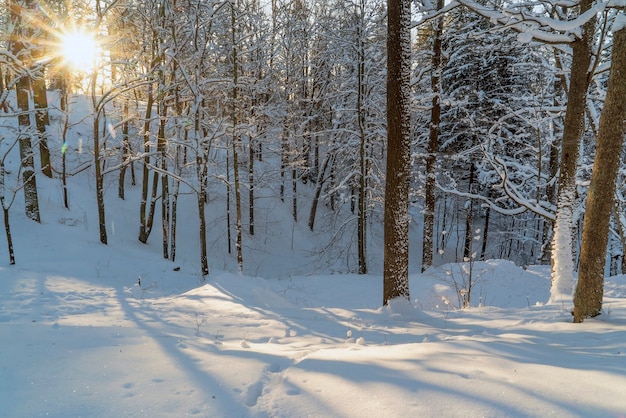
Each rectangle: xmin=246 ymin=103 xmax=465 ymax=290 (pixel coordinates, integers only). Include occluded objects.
xmin=1 ymin=181 xmax=626 ymax=416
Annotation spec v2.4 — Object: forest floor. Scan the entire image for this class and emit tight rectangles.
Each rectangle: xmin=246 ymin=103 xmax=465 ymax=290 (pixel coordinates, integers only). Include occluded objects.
xmin=1 ymin=184 xmax=626 ymax=417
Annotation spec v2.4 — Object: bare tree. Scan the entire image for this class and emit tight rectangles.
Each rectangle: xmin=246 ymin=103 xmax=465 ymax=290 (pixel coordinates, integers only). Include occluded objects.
xmin=9 ymin=0 xmax=41 ymax=223
xmin=573 ymin=20 xmax=626 ymax=322
xmin=383 ymin=0 xmax=411 ymax=305
xmin=549 ymin=0 xmax=596 ymax=304
xmin=421 ymin=0 xmax=444 ymax=272
xmin=231 ymin=1 xmax=244 ymax=272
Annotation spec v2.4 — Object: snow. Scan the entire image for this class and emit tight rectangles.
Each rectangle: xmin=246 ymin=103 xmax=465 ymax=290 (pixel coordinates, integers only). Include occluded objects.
xmin=1 ymin=96 xmax=626 ymax=417
xmin=2 ymin=187 xmax=626 ymax=417
xmin=517 ymin=31 xmax=534 ymax=44
xmin=614 ymin=13 xmax=626 ymax=32
xmin=549 ymin=189 xmax=577 ymax=307
xmin=450 ymin=0 xmax=610 ymax=44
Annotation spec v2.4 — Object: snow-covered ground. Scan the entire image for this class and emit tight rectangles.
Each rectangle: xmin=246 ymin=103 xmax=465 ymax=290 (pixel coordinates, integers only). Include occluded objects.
xmin=1 ymin=179 xmax=626 ymax=418
xmin=1 ymin=93 xmax=625 ymax=417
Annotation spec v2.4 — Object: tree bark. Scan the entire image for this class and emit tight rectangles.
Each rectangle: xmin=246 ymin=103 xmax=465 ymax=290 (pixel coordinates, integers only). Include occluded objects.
xmin=92 ymin=70 xmax=107 ymax=245
xmin=32 ymin=73 xmax=52 ymax=178
xmin=422 ymin=0 xmax=444 ymax=272
xmin=232 ymin=3 xmax=243 ymax=273
xmin=573 ymin=24 xmax=626 ymax=322
xmin=357 ymin=0 xmax=368 ymax=275
xmin=463 ymin=162 xmax=475 ymax=260
xmin=308 ymin=152 xmax=332 ymax=231
xmin=0 ymin=161 xmax=16 ymax=264
xmin=10 ymin=0 xmax=40 ymax=223
xmin=118 ymin=99 xmax=130 ymax=200
xmin=15 ymin=75 xmax=41 ymax=223
xmin=138 ymin=83 xmax=155 ymax=244
xmin=549 ymin=0 xmax=596 ymax=304
xmin=383 ymin=0 xmax=412 ymax=305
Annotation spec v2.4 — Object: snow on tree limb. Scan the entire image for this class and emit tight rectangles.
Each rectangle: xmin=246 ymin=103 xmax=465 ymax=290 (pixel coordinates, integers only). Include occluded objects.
xmin=416 ymin=0 xmax=619 ymax=45
xmin=489 ymin=154 xmax=557 ymax=221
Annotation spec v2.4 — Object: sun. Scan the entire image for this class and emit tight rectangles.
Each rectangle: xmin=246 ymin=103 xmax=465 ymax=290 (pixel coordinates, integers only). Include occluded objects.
xmin=58 ymin=29 xmax=98 ymax=72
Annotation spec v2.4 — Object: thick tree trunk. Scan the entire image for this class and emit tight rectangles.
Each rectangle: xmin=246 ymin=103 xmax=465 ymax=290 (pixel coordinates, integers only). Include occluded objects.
xmin=549 ymin=0 xmax=595 ymax=304
xmin=32 ymin=74 xmax=52 ymax=178
xmin=10 ymin=0 xmax=40 ymax=223
xmin=15 ymin=75 xmax=41 ymax=223
xmin=383 ymin=0 xmax=412 ymax=305
xmin=573 ymin=25 xmax=626 ymax=322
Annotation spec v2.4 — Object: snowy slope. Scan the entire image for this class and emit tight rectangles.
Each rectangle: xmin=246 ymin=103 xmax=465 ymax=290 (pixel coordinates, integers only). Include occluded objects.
xmin=1 ymin=199 xmax=626 ymax=417
xmin=1 ymin=94 xmax=626 ymax=417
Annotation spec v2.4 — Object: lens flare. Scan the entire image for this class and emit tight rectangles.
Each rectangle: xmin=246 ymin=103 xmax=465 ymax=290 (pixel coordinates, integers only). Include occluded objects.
xmin=59 ymin=29 xmax=98 ymax=72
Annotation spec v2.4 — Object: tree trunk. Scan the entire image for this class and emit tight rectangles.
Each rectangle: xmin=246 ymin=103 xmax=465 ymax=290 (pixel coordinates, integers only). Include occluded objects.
xmin=541 ymin=129 xmax=560 ymax=264
xmin=61 ymin=83 xmax=69 ymax=209
xmin=308 ymin=152 xmax=332 ymax=231
xmin=463 ymin=162 xmax=475 ymax=260
xmin=549 ymin=0 xmax=595 ymax=304
xmin=139 ymin=83 xmax=155 ymax=243
xmin=481 ymin=203 xmax=490 ymax=260
xmin=292 ymin=166 xmax=298 ymax=222
xmin=32 ymin=73 xmax=52 ymax=178
xmin=226 ymin=152 xmax=232 ymax=255
xmin=197 ymin=185 xmax=209 ymax=277
xmin=383 ymin=0 xmax=412 ymax=305
xmin=159 ymin=102 xmax=169 ymax=260
xmin=170 ymin=140 xmax=183 ymax=262
xmin=422 ymin=0 xmax=444 ymax=272
xmin=280 ymin=122 xmax=288 ymax=202
xmin=357 ymin=0 xmax=368 ymax=275
xmin=232 ymin=3 xmax=243 ymax=273
xmin=92 ymin=70 xmax=107 ymax=245
xmin=18 ymin=0 xmax=51 ymax=179
xmin=118 ymin=99 xmax=130 ymax=200
xmin=10 ymin=0 xmax=40 ymax=223
xmin=573 ymin=25 xmax=626 ymax=323
xmin=0 ymin=161 xmax=16 ymax=264
xmin=249 ymin=130 xmax=255 ymax=236
xmin=15 ymin=75 xmax=41 ymax=223
xmin=2 ymin=203 xmax=15 ymax=265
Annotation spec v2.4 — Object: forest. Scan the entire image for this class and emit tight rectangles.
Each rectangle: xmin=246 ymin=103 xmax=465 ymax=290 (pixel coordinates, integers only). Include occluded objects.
xmin=1 ymin=0 xmax=625 ymax=323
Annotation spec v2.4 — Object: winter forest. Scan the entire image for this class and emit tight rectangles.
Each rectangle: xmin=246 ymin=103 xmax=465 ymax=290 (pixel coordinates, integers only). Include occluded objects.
xmin=1 ymin=0 xmax=626 ymax=415
xmin=2 ymin=0 xmax=624 ymax=317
